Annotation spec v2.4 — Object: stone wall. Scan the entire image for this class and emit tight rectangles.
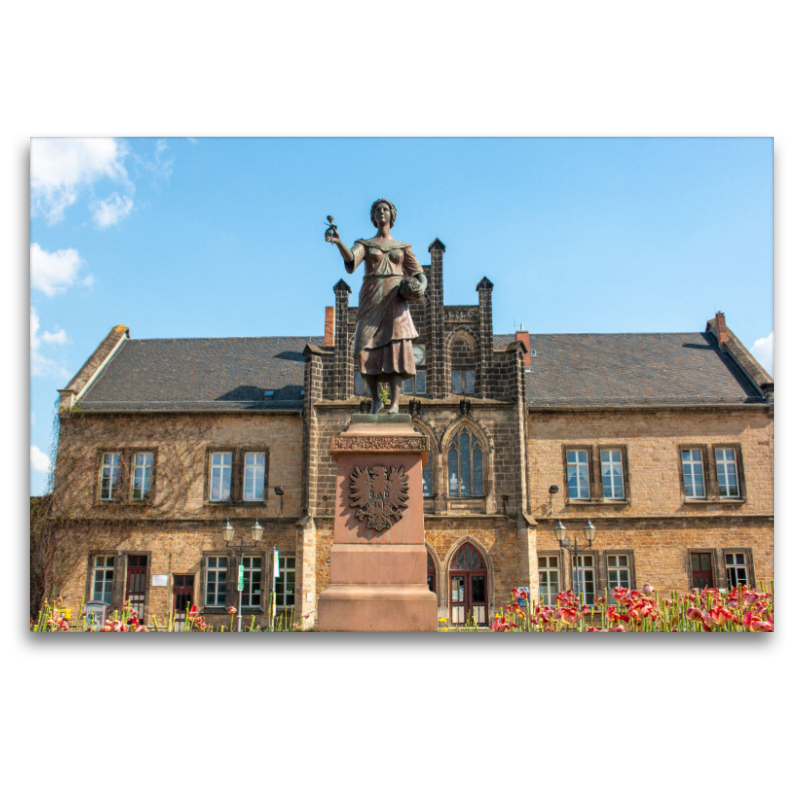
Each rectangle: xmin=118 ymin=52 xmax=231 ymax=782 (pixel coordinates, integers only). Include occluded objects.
xmin=53 ymin=411 xmax=305 ymax=520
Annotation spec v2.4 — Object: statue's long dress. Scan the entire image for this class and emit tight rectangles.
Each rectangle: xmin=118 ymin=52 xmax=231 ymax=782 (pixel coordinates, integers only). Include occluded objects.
xmin=346 ymin=238 xmax=423 ymax=380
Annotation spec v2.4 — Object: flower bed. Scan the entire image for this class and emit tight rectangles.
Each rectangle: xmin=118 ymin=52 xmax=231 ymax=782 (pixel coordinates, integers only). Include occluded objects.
xmin=486 ymin=584 xmax=774 ymax=632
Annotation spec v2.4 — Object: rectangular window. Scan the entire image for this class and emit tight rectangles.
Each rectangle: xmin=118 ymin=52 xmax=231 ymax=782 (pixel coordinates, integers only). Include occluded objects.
xmin=566 ymin=449 xmax=591 ymax=500
xmin=690 ymin=552 xmax=715 ymax=590
xmin=725 ymin=552 xmax=749 ymax=588
xmin=242 ymin=556 xmax=263 ymax=608
xmin=403 ymin=369 xmax=426 ymax=396
xmin=538 ymin=555 xmax=560 ymax=605
xmin=130 ymin=452 xmax=154 ymax=501
xmin=91 ymin=555 xmax=115 ymax=603
xmin=205 ymin=556 xmax=228 ymax=606
xmin=715 ymin=448 xmax=740 ymax=498
xmin=209 ymin=452 xmax=232 ymax=502
xmin=681 ymin=448 xmax=706 ymax=499
xmin=243 ymin=451 xmax=266 ymax=501
xmin=451 ymin=369 xmax=475 ymax=395
xmin=99 ymin=452 xmax=122 ymax=501
xmin=600 ymin=448 xmax=624 ymax=499
xmin=573 ymin=554 xmax=595 ymax=604
xmin=607 ymin=554 xmax=630 ymax=591
xmin=275 ymin=555 xmax=295 ymax=608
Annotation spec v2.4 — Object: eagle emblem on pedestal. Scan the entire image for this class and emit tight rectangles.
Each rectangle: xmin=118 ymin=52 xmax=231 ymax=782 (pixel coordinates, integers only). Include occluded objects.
xmin=349 ymin=465 xmax=410 ymax=532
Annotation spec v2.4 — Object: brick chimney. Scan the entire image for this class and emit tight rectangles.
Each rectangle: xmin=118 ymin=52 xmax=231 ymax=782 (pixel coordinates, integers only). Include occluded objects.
xmin=324 ymin=306 xmax=335 ymax=347
xmin=715 ymin=311 xmax=729 ymax=348
xmin=515 ymin=327 xmax=531 ymax=367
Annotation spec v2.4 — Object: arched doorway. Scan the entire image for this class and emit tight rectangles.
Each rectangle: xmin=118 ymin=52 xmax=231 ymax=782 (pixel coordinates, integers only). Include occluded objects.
xmin=449 ymin=542 xmax=488 ymax=625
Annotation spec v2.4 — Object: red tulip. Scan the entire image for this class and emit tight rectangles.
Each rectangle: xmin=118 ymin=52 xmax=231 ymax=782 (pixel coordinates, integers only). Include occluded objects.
xmin=189 ymin=604 xmax=198 ymax=617
xmin=227 ymin=606 xmax=237 ymax=615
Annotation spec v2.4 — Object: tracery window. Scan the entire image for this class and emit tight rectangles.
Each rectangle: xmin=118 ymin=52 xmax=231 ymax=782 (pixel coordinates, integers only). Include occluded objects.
xmin=447 ymin=428 xmax=484 ymax=498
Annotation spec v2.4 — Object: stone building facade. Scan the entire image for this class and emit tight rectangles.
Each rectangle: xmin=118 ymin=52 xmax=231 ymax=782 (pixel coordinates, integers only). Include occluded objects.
xmin=49 ymin=240 xmax=774 ymax=628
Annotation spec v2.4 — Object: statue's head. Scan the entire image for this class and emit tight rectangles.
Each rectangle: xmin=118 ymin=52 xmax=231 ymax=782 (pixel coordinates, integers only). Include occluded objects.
xmin=370 ymin=199 xmax=397 ymax=229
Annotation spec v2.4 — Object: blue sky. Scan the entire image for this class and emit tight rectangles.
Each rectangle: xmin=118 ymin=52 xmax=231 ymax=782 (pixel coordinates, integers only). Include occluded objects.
xmin=29 ymin=137 xmax=774 ymax=495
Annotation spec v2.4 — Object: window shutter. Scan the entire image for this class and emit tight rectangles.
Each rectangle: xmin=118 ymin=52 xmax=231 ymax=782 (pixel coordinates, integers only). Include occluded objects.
xmin=203 ymin=449 xmax=212 ymax=503
xmin=734 ymin=443 xmax=747 ymax=501
xmin=225 ymin=556 xmax=236 ymax=609
xmin=620 ymin=445 xmax=630 ymax=501
xmin=110 ymin=553 xmax=124 ymax=609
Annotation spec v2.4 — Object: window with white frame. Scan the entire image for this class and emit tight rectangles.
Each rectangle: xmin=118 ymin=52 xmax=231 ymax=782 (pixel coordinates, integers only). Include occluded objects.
xmin=209 ymin=452 xmax=233 ymax=502
xmin=99 ymin=452 xmax=122 ymax=501
xmin=241 ymin=556 xmax=263 ymax=608
xmin=566 ymin=449 xmax=590 ymax=500
xmin=573 ymin=554 xmax=595 ymax=604
xmin=91 ymin=555 xmax=115 ymax=603
xmin=205 ymin=556 xmax=228 ymax=606
xmin=538 ymin=555 xmax=559 ymax=605
xmin=715 ymin=448 xmax=741 ymax=498
xmin=243 ymin=451 xmax=266 ymax=502
xmin=725 ymin=552 xmax=749 ymax=588
xmin=275 ymin=555 xmax=295 ymax=608
xmin=607 ymin=554 xmax=631 ymax=591
xmin=131 ymin=452 xmax=154 ymax=501
xmin=600 ymin=449 xmax=624 ymax=499
xmin=681 ymin=448 xmax=706 ymax=499
xmin=447 ymin=428 xmax=484 ymax=498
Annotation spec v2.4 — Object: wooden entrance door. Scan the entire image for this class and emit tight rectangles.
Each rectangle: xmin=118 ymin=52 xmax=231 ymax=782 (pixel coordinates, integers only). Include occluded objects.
xmin=125 ymin=555 xmax=148 ymax=620
xmin=173 ymin=575 xmax=194 ymax=629
xmin=449 ymin=543 xmax=488 ymax=625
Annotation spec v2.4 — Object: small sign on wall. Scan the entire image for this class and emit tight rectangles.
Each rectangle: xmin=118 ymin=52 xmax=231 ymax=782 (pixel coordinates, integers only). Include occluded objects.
xmin=151 ymin=574 xmax=168 ymax=587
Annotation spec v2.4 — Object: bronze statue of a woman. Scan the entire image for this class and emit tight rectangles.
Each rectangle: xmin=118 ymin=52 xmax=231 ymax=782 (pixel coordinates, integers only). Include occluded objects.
xmin=327 ymin=199 xmax=427 ymax=414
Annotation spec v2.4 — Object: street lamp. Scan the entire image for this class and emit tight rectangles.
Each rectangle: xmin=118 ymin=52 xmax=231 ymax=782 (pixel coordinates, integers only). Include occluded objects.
xmin=221 ymin=518 xmax=264 ymax=632
xmin=553 ymin=519 xmax=597 ymax=603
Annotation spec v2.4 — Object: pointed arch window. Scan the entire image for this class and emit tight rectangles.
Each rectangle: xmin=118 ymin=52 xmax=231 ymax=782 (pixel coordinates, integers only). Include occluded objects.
xmin=448 ymin=428 xmax=484 ymax=498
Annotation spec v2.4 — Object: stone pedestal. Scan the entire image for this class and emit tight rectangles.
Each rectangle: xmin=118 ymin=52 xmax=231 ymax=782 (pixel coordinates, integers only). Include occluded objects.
xmin=317 ymin=414 xmax=438 ymax=632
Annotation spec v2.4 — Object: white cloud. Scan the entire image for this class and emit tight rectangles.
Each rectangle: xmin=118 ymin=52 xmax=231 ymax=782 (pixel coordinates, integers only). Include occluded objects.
xmin=30 ymin=306 xmax=70 ymax=378
xmin=40 ymin=327 xmax=70 ymax=345
xmin=92 ymin=192 xmax=134 ymax=227
xmin=752 ymin=331 xmax=774 ymax=376
xmin=31 ymin=445 xmax=52 ymax=475
xmin=31 ymin=137 xmax=132 ymax=224
xmin=30 ymin=242 xmax=91 ymax=296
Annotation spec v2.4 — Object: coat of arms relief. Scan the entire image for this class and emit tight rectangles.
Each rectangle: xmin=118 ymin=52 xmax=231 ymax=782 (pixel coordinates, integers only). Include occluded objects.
xmin=349 ymin=465 xmax=410 ymax=532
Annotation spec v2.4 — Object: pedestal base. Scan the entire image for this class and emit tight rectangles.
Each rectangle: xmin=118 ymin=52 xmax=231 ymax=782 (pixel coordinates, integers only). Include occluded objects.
xmin=318 ymin=584 xmax=437 ymax=632
xmin=316 ymin=415 xmax=438 ymax=632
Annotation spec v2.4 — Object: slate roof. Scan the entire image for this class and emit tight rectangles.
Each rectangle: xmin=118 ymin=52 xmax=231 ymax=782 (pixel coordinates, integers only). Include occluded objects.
xmin=495 ymin=332 xmax=767 ymax=408
xmin=77 ymin=330 xmax=767 ymax=413
xmin=79 ymin=336 xmax=323 ymax=412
